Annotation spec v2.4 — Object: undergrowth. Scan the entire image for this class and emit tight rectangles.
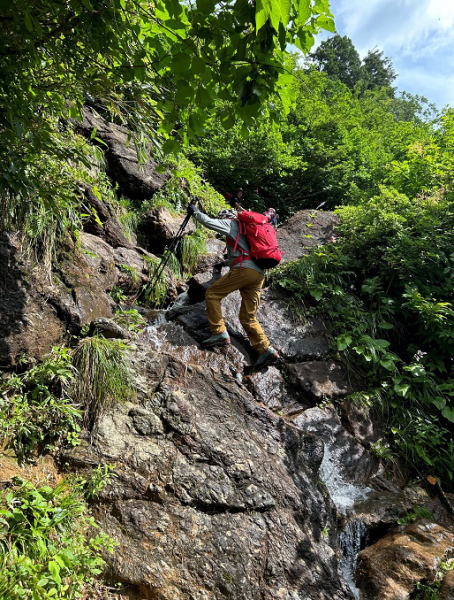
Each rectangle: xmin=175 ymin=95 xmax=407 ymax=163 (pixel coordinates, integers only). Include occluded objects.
xmin=0 ymin=348 xmax=81 ymax=462
xmin=145 ymin=155 xmax=227 ymax=214
xmin=181 ymin=230 xmax=207 ymax=272
xmin=112 ymin=309 xmax=146 ymax=333
xmin=274 ymin=187 xmax=454 ymax=486
xmin=0 ymin=478 xmax=114 ymax=600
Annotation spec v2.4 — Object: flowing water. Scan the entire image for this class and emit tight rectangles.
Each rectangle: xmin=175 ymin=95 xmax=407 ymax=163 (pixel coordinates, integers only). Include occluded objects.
xmin=338 ymin=520 xmax=369 ymax=599
xmin=142 ymin=291 xmax=191 ymax=349
xmin=318 ymin=441 xmax=373 ymax=598
xmin=319 ymin=442 xmax=373 ymax=514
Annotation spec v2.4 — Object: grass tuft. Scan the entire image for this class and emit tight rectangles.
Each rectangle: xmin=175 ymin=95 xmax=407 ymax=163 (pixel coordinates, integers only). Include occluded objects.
xmin=72 ymin=337 xmax=134 ymax=429
xmin=181 ymin=230 xmax=206 ymax=272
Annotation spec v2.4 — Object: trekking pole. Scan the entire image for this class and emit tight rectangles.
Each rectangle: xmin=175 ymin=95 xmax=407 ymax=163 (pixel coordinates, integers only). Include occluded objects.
xmin=146 ymin=199 xmax=198 ymax=292
xmin=147 ymin=215 xmax=190 ymax=288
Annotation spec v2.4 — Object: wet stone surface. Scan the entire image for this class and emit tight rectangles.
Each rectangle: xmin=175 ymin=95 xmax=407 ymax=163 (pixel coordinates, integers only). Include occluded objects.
xmin=64 ymin=344 xmax=354 ymax=600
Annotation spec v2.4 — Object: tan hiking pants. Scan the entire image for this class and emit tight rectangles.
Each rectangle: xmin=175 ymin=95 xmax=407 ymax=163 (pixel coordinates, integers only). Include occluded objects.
xmin=205 ymin=267 xmax=270 ymax=354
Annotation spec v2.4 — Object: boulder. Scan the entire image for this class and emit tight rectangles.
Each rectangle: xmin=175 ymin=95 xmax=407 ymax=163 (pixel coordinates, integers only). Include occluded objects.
xmin=114 ymin=246 xmax=151 ymax=291
xmin=258 ymin=289 xmax=330 ymax=360
xmin=52 ymin=232 xmax=116 ymax=327
xmin=194 ymin=237 xmax=226 ymax=273
xmin=286 ymin=360 xmax=352 ymax=402
xmin=357 ymin=521 xmax=454 ymax=599
xmin=88 ymin=317 xmax=129 ymax=339
xmin=75 ymin=107 xmax=167 ymax=200
xmin=138 ymin=206 xmax=195 ymax=255
xmin=187 ymin=269 xmax=224 ymax=303
xmin=278 ymin=209 xmax=339 ymax=263
xmin=340 ymin=399 xmax=381 ymax=447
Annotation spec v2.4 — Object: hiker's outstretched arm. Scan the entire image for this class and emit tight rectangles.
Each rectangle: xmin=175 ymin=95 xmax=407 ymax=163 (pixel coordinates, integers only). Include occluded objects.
xmin=192 ymin=209 xmax=231 ymax=236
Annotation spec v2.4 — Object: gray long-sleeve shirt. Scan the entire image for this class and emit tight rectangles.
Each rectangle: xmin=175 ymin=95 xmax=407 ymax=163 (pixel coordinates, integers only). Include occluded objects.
xmin=192 ymin=209 xmax=264 ymax=275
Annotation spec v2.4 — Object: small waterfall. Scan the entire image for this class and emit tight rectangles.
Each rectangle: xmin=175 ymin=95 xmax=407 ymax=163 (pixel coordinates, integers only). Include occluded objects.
xmin=339 ymin=520 xmax=369 ymax=599
xmin=318 ymin=441 xmax=373 ymax=598
xmin=142 ymin=291 xmax=190 ymax=350
xmin=143 ymin=322 xmax=167 ymax=349
xmin=319 ymin=442 xmax=373 ymax=514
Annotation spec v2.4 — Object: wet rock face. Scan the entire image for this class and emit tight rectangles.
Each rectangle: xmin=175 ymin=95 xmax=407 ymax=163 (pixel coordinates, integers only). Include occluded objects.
xmin=52 ymin=232 xmax=116 ymax=328
xmin=8 ymin=204 xmax=452 ymax=599
xmin=65 ymin=344 xmax=352 ymax=600
xmin=180 ymin=282 xmax=330 ymax=363
xmin=286 ymin=361 xmax=352 ymax=403
xmin=76 ymin=107 xmax=167 ymax=200
xmin=356 ymin=520 xmax=454 ymax=600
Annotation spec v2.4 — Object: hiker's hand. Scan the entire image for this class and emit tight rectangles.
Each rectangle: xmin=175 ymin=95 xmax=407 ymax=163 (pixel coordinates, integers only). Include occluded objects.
xmin=187 ymin=203 xmax=197 ymax=216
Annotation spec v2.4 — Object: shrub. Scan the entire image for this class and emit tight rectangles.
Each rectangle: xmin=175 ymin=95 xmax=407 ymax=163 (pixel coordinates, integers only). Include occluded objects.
xmin=0 ymin=478 xmax=113 ymax=600
xmin=143 ymin=155 xmax=227 ymax=215
xmin=181 ymin=230 xmax=207 ymax=272
xmin=0 ymin=348 xmax=81 ymax=462
xmin=72 ymin=337 xmax=134 ymax=429
xmin=274 ymin=186 xmax=454 ymax=485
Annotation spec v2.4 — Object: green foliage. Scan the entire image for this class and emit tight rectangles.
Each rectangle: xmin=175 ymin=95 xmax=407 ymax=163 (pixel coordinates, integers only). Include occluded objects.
xmin=162 ymin=249 xmax=183 ymax=277
xmin=190 ymin=101 xmax=303 ymax=213
xmin=397 ymin=505 xmax=434 ymax=525
xmin=77 ymin=464 xmax=116 ymax=501
xmin=311 ymin=35 xmax=396 ymax=95
xmin=412 ymin=559 xmax=454 ymax=600
xmin=0 ymin=478 xmax=113 ymax=600
xmin=109 ymin=286 xmax=127 ymax=304
xmin=362 ymin=49 xmax=396 ymax=94
xmin=191 ymin=66 xmax=438 ymax=215
xmin=118 ymin=264 xmax=140 ymax=287
xmin=181 ymin=230 xmax=207 ymax=272
xmin=112 ymin=309 xmax=147 ymax=334
xmin=274 ymin=174 xmax=454 ymax=483
xmin=115 ymin=198 xmax=139 ymax=243
xmin=311 ymin=35 xmax=364 ymax=89
xmin=72 ymin=337 xmax=134 ymax=429
xmin=0 ymin=0 xmax=334 ymax=236
xmin=142 ymin=255 xmax=169 ymax=307
xmin=369 ymin=439 xmax=397 ymax=464
xmin=148 ymin=155 xmax=227 ymax=215
xmin=0 ymin=348 xmax=81 ymax=462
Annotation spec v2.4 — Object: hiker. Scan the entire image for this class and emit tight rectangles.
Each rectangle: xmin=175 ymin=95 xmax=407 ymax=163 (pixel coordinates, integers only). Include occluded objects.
xmin=186 ymin=203 xmax=279 ymax=369
xmin=229 ymin=188 xmax=245 ymax=210
xmin=264 ymin=207 xmax=279 ymax=227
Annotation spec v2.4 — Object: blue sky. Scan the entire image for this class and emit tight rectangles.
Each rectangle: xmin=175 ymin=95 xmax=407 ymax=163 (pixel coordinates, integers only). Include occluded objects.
xmin=316 ymin=0 xmax=454 ymax=109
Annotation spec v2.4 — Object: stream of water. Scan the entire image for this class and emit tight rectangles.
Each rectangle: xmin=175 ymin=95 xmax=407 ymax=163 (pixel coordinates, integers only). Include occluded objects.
xmin=318 ymin=441 xmax=373 ymax=598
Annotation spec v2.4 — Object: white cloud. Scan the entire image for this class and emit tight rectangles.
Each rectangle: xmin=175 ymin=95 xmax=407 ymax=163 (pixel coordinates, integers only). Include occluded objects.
xmin=333 ymin=0 xmax=454 ymax=57
xmin=325 ymin=0 xmax=454 ymax=106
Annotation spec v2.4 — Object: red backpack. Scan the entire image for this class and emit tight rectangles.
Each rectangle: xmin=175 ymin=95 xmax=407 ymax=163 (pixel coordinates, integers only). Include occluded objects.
xmin=227 ymin=211 xmax=282 ymax=269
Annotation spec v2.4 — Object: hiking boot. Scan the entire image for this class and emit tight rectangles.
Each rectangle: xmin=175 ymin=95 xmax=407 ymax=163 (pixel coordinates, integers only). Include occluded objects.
xmin=201 ymin=331 xmax=231 ymax=348
xmin=253 ymin=346 xmax=279 ymax=369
